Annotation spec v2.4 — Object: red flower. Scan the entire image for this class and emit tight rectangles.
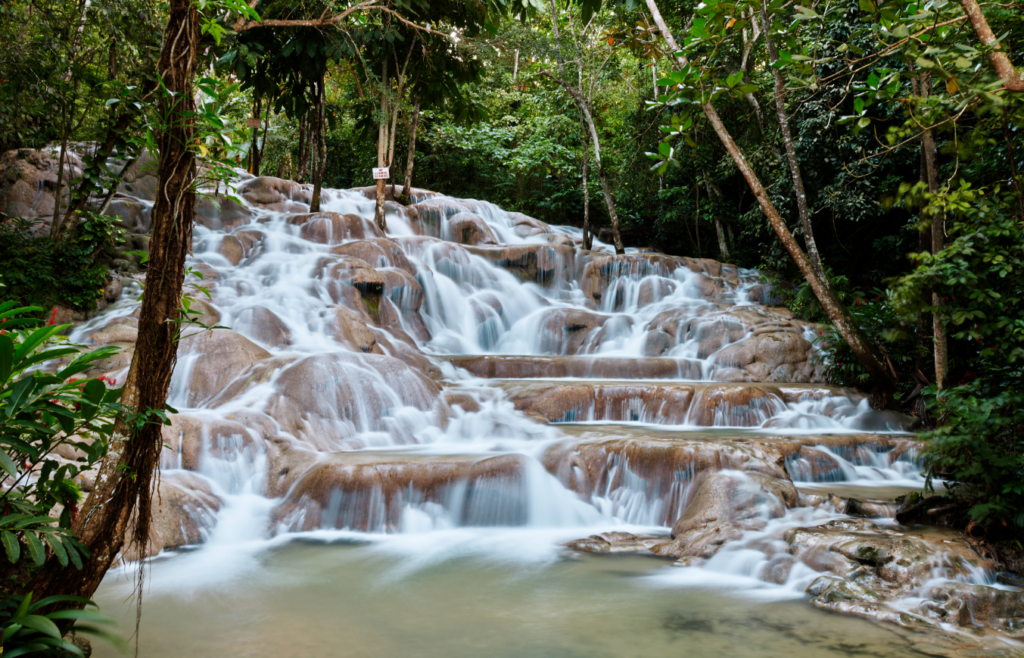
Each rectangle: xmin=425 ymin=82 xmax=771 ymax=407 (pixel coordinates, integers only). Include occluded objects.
xmin=46 ymin=307 xmax=58 ymax=326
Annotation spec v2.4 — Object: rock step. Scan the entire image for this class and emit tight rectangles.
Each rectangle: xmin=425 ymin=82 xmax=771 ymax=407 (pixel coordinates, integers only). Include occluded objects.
xmin=443 ymin=355 xmax=704 ymax=379
xmin=490 ymin=379 xmax=917 ymax=431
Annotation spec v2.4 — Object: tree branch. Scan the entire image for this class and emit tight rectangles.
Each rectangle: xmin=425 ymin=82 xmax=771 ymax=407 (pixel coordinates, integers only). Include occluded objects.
xmin=958 ymin=0 xmax=1024 ymax=91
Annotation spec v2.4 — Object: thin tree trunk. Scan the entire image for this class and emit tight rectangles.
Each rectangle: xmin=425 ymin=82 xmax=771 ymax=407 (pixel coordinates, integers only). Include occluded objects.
xmin=51 ymin=99 xmax=149 ymax=241
xmin=259 ymin=105 xmax=269 ymax=171
xmin=918 ymin=73 xmax=948 ymax=391
xmin=760 ymin=1 xmax=827 ymax=284
xmin=644 ymin=0 xmax=897 ymax=404
xmin=581 ymin=128 xmax=592 ymax=250
xmin=30 ymin=0 xmax=199 ymax=604
xmin=309 ymin=77 xmax=326 ymax=212
xmin=400 ymin=95 xmax=420 ymax=204
xmin=296 ymin=111 xmax=309 ymax=183
xmin=49 ymin=107 xmax=70 ymax=237
xmin=705 ymin=180 xmax=730 ymax=259
xmin=250 ymin=94 xmax=262 ymax=176
xmin=545 ymin=0 xmax=622 ymax=253
xmin=374 ymin=56 xmax=388 ymax=231
xmin=1002 ymin=107 xmax=1024 ymax=219
xmin=915 ymin=148 xmax=932 ymax=375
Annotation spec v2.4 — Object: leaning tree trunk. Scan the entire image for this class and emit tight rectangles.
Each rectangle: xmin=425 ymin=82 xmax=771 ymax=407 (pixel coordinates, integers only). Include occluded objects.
xmin=644 ymin=0 xmax=898 ymax=405
xmin=30 ymin=0 xmax=199 ymax=603
xmin=309 ymin=77 xmax=326 ymax=212
xmin=400 ymin=95 xmax=420 ymax=205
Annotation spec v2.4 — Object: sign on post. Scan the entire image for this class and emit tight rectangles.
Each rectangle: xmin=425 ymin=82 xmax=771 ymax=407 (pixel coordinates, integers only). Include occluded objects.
xmin=247 ymin=117 xmax=262 ymax=128
xmin=372 ymin=167 xmax=390 ymax=180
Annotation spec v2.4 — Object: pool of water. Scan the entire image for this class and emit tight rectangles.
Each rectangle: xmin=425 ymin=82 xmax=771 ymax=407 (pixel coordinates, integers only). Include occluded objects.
xmin=92 ymin=532 xmax=953 ymax=658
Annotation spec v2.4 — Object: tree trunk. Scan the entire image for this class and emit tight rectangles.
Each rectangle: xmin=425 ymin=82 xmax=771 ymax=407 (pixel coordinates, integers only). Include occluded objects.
xmin=400 ymin=95 xmax=420 ymax=205
xmin=643 ymin=0 xmax=897 ymax=405
xmin=374 ymin=56 xmax=388 ymax=232
xmin=30 ymin=0 xmax=199 ymax=603
xmin=250 ymin=94 xmax=262 ymax=176
xmin=760 ymin=1 xmax=828 ymax=285
xmin=545 ymin=0 xmax=621 ymax=254
xmin=296 ymin=111 xmax=309 ymax=183
xmin=51 ymin=101 xmax=149 ymax=241
xmin=309 ymin=77 xmax=326 ymax=212
xmin=919 ymin=87 xmax=947 ymax=390
xmin=706 ymin=180 xmax=730 ymax=259
xmin=581 ymin=127 xmax=592 ymax=251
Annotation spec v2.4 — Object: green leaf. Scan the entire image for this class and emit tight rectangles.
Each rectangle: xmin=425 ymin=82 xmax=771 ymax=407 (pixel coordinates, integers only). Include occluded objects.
xmin=658 ymin=142 xmax=672 ymax=157
xmin=858 ymin=0 xmax=876 ymax=12
xmin=24 ymin=532 xmax=45 ymax=566
xmin=2 ymin=530 xmax=21 ymax=563
xmin=43 ymin=533 xmax=69 ymax=567
xmin=13 ymin=614 xmax=62 ymax=639
xmin=854 ymin=97 xmax=865 ymax=114
xmin=0 ymin=334 xmax=13 ymax=384
xmin=858 ymin=117 xmax=872 ymax=128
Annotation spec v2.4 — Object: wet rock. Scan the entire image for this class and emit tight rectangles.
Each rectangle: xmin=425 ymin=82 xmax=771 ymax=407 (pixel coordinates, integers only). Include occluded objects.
xmin=565 ymin=531 xmax=671 ymax=554
xmin=534 ymin=308 xmax=611 ymax=355
xmin=0 ymin=148 xmax=83 ymax=224
xmin=272 ymin=452 xmax=528 ymax=531
xmin=232 ymin=228 xmax=265 ymax=259
xmin=289 ymin=211 xmax=383 ymax=244
xmin=508 ymin=211 xmax=551 ymax=238
xmin=446 ymin=355 xmax=701 ymax=380
xmin=104 ymin=195 xmax=152 ymax=232
xmin=195 ymin=195 xmax=252 ymax=231
xmin=544 ymin=436 xmax=793 ymax=527
xmin=116 ymin=150 xmax=159 ymax=200
xmin=331 ymin=305 xmax=383 ymax=354
xmin=210 ymin=352 xmax=440 ymax=449
xmin=464 ymin=244 xmax=575 ymax=286
xmin=654 ymin=471 xmax=797 ymax=559
xmin=317 ymin=255 xmax=386 ymax=317
xmin=237 ymin=176 xmax=311 ymax=209
xmin=446 ymin=212 xmax=498 ymax=246
xmin=686 ymin=384 xmax=788 ymax=427
xmin=121 ymin=472 xmax=221 ymax=561
xmin=233 ymin=306 xmax=292 ymax=347
xmin=503 ymin=382 xmax=694 ymax=424
xmin=177 ymin=329 xmax=272 ymax=407
xmin=159 ymin=413 xmax=263 ymax=472
xmin=331 ymin=239 xmax=416 ymax=275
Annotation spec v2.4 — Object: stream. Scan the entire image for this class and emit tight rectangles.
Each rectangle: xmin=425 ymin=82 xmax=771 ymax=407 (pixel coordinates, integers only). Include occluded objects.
xmin=75 ymin=176 xmax=1019 ymax=656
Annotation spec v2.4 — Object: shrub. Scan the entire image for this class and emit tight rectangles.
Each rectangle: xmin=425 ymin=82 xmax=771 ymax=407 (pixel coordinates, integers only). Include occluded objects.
xmin=0 ymin=213 xmax=124 ymax=313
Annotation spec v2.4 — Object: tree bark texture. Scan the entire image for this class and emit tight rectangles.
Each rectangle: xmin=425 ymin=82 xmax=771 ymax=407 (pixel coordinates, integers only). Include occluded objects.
xmin=250 ymin=94 xmax=262 ymax=176
xmin=374 ymin=56 xmax=388 ymax=231
xmin=581 ymin=127 xmax=592 ymax=251
xmin=760 ymin=1 xmax=828 ymax=286
xmin=643 ymin=0 xmax=897 ymax=404
xmin=30 ymin=0 xmax=199 ymax=603
xmin=919 ymin=75 xmax=948 ymax=391
xmin=545 ymin=1 xmax=622 ymax=254
xmin=296 ymin=111 xmax=309 ymax=183
xmin=400 ymin=95 xmax=420 ymax=204
xmin=309 ymin=77 xmax=326 ymax=212
xmin=957 ymin=0 xmax=1024 ymax=92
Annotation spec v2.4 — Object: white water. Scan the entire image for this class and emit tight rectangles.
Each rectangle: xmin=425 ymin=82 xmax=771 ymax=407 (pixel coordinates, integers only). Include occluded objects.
xmin=82 ymin=178 xmax=965 ymax=656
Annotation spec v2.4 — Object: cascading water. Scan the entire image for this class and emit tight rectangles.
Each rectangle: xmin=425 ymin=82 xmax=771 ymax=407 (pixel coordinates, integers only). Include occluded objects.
xmin=80 ymin=176 xmax=1018 ymax=657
